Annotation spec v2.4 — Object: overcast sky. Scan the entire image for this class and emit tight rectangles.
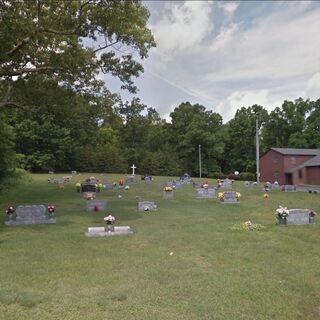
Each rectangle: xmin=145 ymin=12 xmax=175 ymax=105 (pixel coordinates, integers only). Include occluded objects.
xmin=105 ymin=1 xmax=320 ymax=123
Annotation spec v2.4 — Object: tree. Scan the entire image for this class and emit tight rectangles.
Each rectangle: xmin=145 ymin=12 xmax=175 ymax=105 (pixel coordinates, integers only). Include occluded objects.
xmin=224 ymin=105 xmax=268 ymax=173
xmin=169 ymin=102 xmax=225 ymax=176
xmin=261 ymin=98 xmax=312 ymax=149
xmin=0 ymin=0 xmax=155 ymax=110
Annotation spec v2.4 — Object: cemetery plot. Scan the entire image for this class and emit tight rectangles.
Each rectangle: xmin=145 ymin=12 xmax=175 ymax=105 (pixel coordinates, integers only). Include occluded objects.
xmin=5 ymin=205 xmax=56 ymax=225
xmin=138 ymin=201 xmax=157 ymax=211
xmin=86 ymin=200 xmax=107 ymax=212
xmin=196 ymin=188 xmax=216 ymax=199
xmin=295 ymin=185 xmax=320 ymax=194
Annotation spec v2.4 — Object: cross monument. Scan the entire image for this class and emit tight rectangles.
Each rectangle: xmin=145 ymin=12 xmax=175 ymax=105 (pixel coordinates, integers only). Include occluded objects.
xmin=131 ymin=164 xmax=136 ymax=175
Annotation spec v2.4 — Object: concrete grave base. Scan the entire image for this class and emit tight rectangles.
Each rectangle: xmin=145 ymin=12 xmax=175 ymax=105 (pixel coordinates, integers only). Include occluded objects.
xmin=5 ymin=219 xmax=56 ymax=225
xmin=85 ymin=226 xmax=133 ymax=237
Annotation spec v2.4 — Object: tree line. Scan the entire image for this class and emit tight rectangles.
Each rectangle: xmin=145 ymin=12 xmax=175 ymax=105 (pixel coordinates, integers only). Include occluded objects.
xmin=1 ymin=1 xmax=319 ymax=187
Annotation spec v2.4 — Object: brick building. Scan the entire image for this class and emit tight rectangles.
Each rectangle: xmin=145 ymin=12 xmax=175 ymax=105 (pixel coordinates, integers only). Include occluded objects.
xmin=260 ymin=148 xmax=320 ymax=185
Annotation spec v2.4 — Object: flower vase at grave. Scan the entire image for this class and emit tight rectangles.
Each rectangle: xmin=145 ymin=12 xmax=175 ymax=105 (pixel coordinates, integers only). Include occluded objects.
xmin=94 ymin=205 xmax=99 ymax=212
xmin=279 ymin=217 xmax=287 ymax=225
xmin=105 ymin=221 xmax=114 ymax=232
xmin=8 ymin=213 xmax=14 ymax=222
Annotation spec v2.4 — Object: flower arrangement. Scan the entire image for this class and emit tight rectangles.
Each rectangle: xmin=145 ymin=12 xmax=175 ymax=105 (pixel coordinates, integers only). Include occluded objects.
xmin=104 ymin=214 xmax=115 ymax=224
xmin=231 ymin=221 xmax=265 ymax=231
xmin=263 ymin=193 xmax=269 ymax=199
xmin=163 ymin=186 xmax=173 ymax=192
xmin=310 ymin=210 xmax=317 ymax=217
xmin=47 ymin=205 xmax=55 ymax=218
xmin=76 ymin=182 xmax=81 ymax=192
xmin=236 ymin=192 xmax=241 ymax=199
xmin=5 ymin=206 xmax=15 ymax=221
xmin=86 ymin=192 xmax=94 ymax=200
xmin=125 ymin=185 xmax=130 ymax=190
xmin=104 ymin=215 xmax=116 ymax=232
xmin=275 ymin=205 xmax=289 ymax=219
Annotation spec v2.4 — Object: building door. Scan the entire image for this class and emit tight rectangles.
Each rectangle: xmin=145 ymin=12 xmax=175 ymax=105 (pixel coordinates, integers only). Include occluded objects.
xmin=285 ymin=173 xmax=292 ymax=185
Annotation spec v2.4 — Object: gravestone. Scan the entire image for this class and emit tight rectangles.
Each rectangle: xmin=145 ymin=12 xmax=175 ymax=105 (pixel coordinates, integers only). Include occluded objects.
xmin=244 ymin=181 xmax=250 ymax=188
xmin=283 ymin=185 xmax=296 ymax=192
xmin=285 ymin=209 xmax=315 ymax=225
xmin=86 ymin=200 xmax=107 ymax=212
xmin=220 ymin=179 xmax=232 ymax=189
xmin=104 ymin=183 xmax=114 ymax=190
xmin=221 ymin=191 xmax=239 ymax=204
xmin=81 ymin=183 xmax=97 ymax=192
xmin=126 ymin=176 xmax=137 ymax=184
xmin=271 ymin=183 xmax=280 ymax=190
xmin=144 ymin=176 xmax=152 ymax=184
xmin=138 ymin=201 xmax=157 ymax=211
xmin=71 ymin=170 xmax=77 ymax=174
xmin=196 ymin=188 xmax=216 ymax=199
xmin=85 ymin=226 xmax=133 ymax=237
xmin=163 ymin=191 xmax=174 ymax=199
xmin=5 ymin=205 xmax=56 ymax=225
xmin=83 ymin=192 xmax=96 ymax=199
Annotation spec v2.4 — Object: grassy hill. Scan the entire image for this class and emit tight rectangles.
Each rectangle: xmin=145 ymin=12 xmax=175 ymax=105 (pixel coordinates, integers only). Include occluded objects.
xmin=0 ymin=174 xmax=319 ymax=320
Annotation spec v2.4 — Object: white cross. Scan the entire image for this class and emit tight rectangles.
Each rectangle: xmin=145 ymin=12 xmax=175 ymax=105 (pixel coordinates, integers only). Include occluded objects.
xmin=131 ymin=164 xmax=136 ymax=175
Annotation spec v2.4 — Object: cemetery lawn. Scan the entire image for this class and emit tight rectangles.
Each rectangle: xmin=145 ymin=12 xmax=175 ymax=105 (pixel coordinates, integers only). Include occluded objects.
xmin=1 ymin=174 xmax=320 ymax=320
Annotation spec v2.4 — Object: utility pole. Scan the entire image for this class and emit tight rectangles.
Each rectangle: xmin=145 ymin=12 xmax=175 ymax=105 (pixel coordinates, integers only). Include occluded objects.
xmin=256 ymin=118 xmax=260 ymax=183
xmin=199 ymin=144 xmax=202 ymax=179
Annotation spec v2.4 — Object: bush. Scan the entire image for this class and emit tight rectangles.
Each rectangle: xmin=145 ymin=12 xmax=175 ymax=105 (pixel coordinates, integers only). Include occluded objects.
xmin=238 ymin=172 xmax=255 ymax=181
xmin=208 ymin=172 xmax=226 ymax=179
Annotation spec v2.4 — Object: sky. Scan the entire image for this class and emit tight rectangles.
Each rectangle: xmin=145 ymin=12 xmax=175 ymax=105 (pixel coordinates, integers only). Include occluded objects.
xmin=105 ymin=1 xmax=320 ymax=123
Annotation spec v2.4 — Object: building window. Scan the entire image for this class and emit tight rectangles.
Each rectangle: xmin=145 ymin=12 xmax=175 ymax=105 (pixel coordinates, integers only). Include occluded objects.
xmin=291 ymin=156 xmax=296 ymax=165
xmin=298 ymin=170 xmax=303 ymax=178
xmin=274 ymin=171 xmax=279 ymax=178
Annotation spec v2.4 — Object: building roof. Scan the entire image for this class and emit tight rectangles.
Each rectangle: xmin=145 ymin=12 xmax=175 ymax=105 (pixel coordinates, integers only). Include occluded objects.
xmin=271 ymin=148 xmax=320 ymax=156
xmin=286 ymin=154 xmax=320 ymax=173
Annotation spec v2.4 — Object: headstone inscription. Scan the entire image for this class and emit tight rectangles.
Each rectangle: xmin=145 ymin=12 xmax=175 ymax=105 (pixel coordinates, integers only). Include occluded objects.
xmin=221 ymin=191 xmax=239 ymax=204
xmin=196 ymin=188 xmax=216 ymax=199
xmin=138 ymin=201 xmax=157 ymax=211
xmin=86 ymin=200 xmax=107 ymax=212
xmin=5 ymin=205 xmax=56 ymax=225
xmin=285 ymin=209 xmax=315 ymax=225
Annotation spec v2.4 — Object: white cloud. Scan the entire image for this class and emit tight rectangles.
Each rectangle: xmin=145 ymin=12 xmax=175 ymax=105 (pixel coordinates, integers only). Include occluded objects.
xmin=302 ymin=72 xmax=320 ymax=100
xmin=217 ymin=1 xmax=239 ymax=21
xmin=151 ymin=1 xmax=214 ymax=59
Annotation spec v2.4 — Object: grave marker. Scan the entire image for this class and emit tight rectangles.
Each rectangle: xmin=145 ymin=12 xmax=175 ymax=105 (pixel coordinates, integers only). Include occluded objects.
xmin=5 ymin=205 xmax=56 ymax=225
xmin=196 ymin=188 xmax=216 ymax=199
xmin=138 ymin=201 xmax=157 ymax=211
xmin=86 ymin=200 xmax=107 ymax=212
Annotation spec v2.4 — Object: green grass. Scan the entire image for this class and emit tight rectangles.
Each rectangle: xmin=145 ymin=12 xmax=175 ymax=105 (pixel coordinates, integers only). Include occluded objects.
xmin=0 ymin=174 xmax=320 ymax=320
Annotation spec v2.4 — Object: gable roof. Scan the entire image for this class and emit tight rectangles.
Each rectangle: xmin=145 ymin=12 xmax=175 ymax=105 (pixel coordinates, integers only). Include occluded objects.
xmin=286 ymin=154 xmax=320 ymax=173
xmin=271 ymin=148 xmax=320 ymax=156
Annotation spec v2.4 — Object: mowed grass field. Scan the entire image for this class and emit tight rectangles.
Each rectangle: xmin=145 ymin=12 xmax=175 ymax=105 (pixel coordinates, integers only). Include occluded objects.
xmin=0 ymin=174 xmax=320 ymax=320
